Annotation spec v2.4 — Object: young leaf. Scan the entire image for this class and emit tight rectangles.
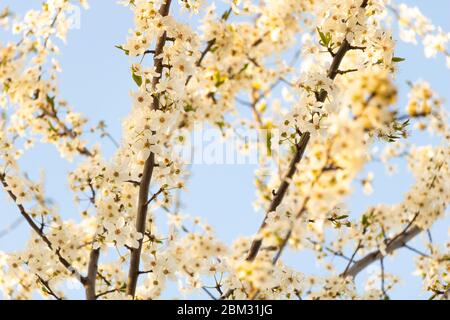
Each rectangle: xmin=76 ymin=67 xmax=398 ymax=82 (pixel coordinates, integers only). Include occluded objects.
xmin=266 ymin=130 xmax=272 ymax=157
xmin=317 ymin=27 xmax=327 ymax=46
xmin=392 ymin=56 xmax=406 ymax=63
xmin=317 ymin=27 xmax=332 ymax=47
xmin=131 ymin=69 xmax=142 ymax=87
xmin=46 ymin=95 xmax=56 ymax=109
xmin=115 ymin=45 xmax=130 ymax=56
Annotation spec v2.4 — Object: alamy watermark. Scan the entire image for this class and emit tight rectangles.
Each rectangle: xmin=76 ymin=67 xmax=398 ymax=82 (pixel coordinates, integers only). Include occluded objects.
xmin=169 ymin=123 xmax=283 ymax=165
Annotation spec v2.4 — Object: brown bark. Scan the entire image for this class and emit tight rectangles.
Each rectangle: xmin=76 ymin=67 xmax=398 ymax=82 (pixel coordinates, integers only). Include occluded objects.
xmin=126 ymin=0 xmax=173 ymax=298
xmin=343 ymin=226 xmax=422 ymax=278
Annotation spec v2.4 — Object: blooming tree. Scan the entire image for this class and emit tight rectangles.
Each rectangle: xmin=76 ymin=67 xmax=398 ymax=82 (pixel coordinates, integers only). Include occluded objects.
xmin=0 ymin=0 xmax=449 ymax=300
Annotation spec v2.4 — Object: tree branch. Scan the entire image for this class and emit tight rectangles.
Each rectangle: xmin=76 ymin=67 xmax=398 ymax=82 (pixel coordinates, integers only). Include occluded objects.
xmin=36 ymin=274 xmax=62 ymax=300
xmin=266 ymin=0 xmax=370 ymax=267
xmin=0 ymin=174 xmax=87 ymax=285
xmin=246 ymin=132 xmax=311 ymax=262
xmin=95 ymin=288 xmax=120 ymax=299
xmin=343 ymin=226 xmax=422 ymax=278
xmin=245 ymin=0 xmax=370 ymax=300
xmin=185 ymin=7 xmax=232 ymax=86
xmin=126 ymin=0 xmax=173 ymax=298
xmin=316 ymin=0 xmax=369 ymax=103
xmin=85 ymin=248 xmax=100 ymax=300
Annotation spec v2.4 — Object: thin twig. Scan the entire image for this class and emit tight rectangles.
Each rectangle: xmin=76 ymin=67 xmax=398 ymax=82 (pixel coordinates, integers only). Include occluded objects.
xmin=36 ymin=275 xmax=62 ymax=300
xmin=245 ymin=132 xmax=311 ymax=262
xmin=0 ymin=217 xmax=23 ymax=239
xmin=380 ymin=256 xmax=389 ymax=299
xmin=342 ymin=240 xmax=363 ymax=276
xmin=0 ymin=174 xmax=87 ymax=284
xmin=343 ymin=226 xmax=422 ymax=278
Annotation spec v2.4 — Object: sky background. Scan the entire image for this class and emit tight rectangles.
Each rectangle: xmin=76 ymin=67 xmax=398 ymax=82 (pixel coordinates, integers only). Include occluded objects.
xmin=0 ymin=0 xmax=449 ymax=300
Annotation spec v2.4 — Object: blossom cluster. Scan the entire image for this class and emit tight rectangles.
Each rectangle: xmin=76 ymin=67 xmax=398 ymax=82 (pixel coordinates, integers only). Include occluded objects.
xmin=0 ymin=0 xmax=448 ymax=301
xmin=395 ymin=3 xmax=450 ymax=68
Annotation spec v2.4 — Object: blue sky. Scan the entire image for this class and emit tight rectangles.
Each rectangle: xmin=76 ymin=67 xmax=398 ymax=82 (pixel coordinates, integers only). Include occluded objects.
xmin=0 ymin=0 xmax=449 ymax=300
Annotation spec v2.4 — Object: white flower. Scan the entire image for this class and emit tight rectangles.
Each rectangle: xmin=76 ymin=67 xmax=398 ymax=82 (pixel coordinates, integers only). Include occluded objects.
xmin=168 ymin=213 xmax=188 ymax=228
xmin=123 ymin=36 xmax=146 ymax=57
xmin=303 ymin=114 xmax=329 ymax=138
xmin=104 ymin=217 xmax=128 ymax=247
xmin=104 ymin=218 xmax=141 ymax=249
xmin=423 ymin=31 xmax=448 ymax=58
xmin=131 ymin=89 xmax=153 ymax=109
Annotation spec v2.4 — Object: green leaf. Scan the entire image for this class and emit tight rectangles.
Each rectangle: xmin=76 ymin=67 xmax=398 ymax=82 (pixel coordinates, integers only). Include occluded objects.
xmin=184 ymin=104 xmax=194 ymax=112
xmin=317 ymin=27 xmax=332 ymax=48
xmin=131 ymin=68 xmax=142 ymax=87
xmin=115 ymin=45 xmax=129 ymax=56
xmin=213 ymin=71 xmax=227 ymax=87
xmin=317 ymin=27 xmax=327 ymax=46
xmin=221 ymin=8 xmax=232 ymax=21
xmin=266 ymin=130 xmax=272 ymax=157
xmin=41 ymin=286 xmax=50 ymax=294
xmin=46 ymin=120 xmax=58 ymax=133
xmin=46 ymin=95 xmax=56 ymax=109
xmin=3 ymin=81 xmax=10 ymax=93
xmin=362 ymin=214 xmax=369 ymax=227
xmin=215 ymin=120 xmax=226 ymax=130
xmin=392 ymin=56 xmax=406 ymax=63
xmin=402 ymin=119 xmax=410 ymax=127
